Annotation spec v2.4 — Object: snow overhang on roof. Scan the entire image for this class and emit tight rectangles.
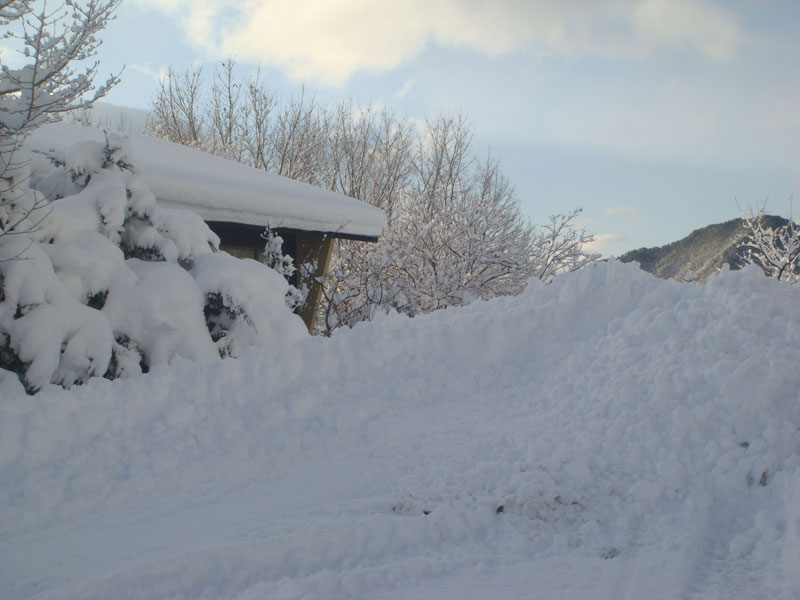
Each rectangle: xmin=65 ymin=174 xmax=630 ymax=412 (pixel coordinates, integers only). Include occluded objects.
xmin=25 ymin=123 xmax=386 ymax=241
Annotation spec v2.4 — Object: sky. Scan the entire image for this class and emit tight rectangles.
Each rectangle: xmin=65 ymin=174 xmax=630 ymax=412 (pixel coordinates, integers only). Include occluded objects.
xmin=23 ymin=1 xmax=800 ymax=254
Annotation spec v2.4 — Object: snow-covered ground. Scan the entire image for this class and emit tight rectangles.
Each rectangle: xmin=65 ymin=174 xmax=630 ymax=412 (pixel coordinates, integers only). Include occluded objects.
xmin=2 ymin=261 xmax=799 ymax=599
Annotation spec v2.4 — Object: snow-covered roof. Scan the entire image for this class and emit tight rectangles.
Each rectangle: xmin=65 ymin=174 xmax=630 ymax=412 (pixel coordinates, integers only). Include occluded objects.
xmin=24 ymin=122 xmax=386 ymax=240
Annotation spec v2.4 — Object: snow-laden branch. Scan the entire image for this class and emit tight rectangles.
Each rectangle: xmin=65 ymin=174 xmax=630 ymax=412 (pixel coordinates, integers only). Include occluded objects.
xmin=1 ymin=1 xmax=120 ymax=239
xmin=739 ymin=201 xmax=800 ymax=284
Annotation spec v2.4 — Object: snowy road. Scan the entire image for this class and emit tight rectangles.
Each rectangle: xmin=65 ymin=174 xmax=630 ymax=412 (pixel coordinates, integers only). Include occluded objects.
xmin=2 ymin=400 xmax=717 ymax=599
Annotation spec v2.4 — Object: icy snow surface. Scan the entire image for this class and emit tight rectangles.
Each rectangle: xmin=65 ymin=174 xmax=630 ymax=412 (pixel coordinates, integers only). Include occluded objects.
xmin=24 ymin=123 xmax=386 ymax=239
xmin=2 ymin=261 xmax=800 ymax=599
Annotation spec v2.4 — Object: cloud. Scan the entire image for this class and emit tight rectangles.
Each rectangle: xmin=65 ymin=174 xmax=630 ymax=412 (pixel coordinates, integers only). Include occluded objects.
xmin=632 ymin=0 xmax=742 ymax=60
xmin=137 ymin=0 xmax=744 ymax=86
xmin=605 ymin=205 xmax=647 ymax=219
xmin=129 ymin=63 xmax=169 ymax=83
xmin=394 ymin=77 xmax=417 ymax=100
xmin=585 ymin=232 xmax=625 ymax=256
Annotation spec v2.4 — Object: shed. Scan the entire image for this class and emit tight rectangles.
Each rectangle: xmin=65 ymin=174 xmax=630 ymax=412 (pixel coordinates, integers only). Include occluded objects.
xmin=25 ymin=122 xmax=385 ymax=332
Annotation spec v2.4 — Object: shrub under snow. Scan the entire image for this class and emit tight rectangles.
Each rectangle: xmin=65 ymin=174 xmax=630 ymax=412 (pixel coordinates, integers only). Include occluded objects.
xmin=0 ymin=132 xmax=306 ymax=393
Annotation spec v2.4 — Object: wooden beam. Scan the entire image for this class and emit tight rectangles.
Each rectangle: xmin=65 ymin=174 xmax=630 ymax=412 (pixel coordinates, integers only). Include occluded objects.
xmin=295 ymin=232 xmax=335 ymax=333
xmin=206 ymin=221 xmax=379 ymax=246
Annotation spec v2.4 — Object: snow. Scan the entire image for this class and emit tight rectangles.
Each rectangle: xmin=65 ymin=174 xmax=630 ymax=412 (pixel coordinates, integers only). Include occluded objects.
xmin=190 ymin=252 xmax=308 ymax=357
xmin=24 ymin=123 xmax=386 ymax=239
xmin=2 ymin=261 xmax=800 ymax=599
xmin=101 ymin=259 xmax=219 ymax=367
xmin=0 ymin=235 xmax=113 ymax=391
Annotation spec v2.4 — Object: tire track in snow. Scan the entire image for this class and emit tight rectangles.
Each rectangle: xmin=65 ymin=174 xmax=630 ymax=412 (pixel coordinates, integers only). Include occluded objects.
xmin=680 ymin=492 xmax=770 ymax=600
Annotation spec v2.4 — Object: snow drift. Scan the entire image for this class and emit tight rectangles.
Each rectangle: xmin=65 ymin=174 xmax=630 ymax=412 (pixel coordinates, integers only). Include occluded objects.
xmin=1 ymin=261 xmax=799 ymax=599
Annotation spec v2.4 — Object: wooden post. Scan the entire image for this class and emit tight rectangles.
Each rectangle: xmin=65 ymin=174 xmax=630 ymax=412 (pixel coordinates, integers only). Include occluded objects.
xmin=295 ymin=232 xmax=335 ymax=333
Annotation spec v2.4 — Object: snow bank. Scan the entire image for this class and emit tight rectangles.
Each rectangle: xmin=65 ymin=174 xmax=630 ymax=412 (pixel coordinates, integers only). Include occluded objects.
xmin=1 ymin=261 xmax=799 ymax=599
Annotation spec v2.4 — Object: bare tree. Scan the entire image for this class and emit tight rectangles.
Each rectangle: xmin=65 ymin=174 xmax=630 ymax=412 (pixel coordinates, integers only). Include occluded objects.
xmin=204 ymin=59 xmax=250 ymax=162
xmin=739 ymin=201 xmax=799 ymax=283
xmin=326 ymin=100 xmax=414 ymax=215
xmin=531 ymin=208 xmax=598 ymax=283
xmin=269 ymin=83 xmax=329 ymax=184
xmin=386 ymin=116 xmax=538 ymax=311
xmin=150 ymin=65 xmax=204 ymax=147
xmin=239 ymin=66 xmax=276 ymax=170
xmin=316 ymin=116 xmax=598 ymax=334
xmin=0 ymin=0 xmax=121 ymax=238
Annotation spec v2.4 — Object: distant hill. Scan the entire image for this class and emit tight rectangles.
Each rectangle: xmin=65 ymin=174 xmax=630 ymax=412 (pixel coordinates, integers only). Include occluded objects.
xmin=618 ymin=215 xmax=789 ymax=282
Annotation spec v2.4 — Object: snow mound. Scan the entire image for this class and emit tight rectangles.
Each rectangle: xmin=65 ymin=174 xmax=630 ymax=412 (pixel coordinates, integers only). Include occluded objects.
xmin=1 ymin=261 xmax=799 ymax=599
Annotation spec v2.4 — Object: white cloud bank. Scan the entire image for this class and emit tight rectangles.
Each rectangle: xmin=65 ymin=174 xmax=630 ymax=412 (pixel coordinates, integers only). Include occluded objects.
xmin=137 ymin=0 xmax=743 ymax=86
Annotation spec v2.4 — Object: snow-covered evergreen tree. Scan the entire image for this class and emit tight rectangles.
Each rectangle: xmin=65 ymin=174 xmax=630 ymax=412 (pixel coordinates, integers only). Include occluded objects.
xmin=0 ymin=132 xmax=305 ymax=393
